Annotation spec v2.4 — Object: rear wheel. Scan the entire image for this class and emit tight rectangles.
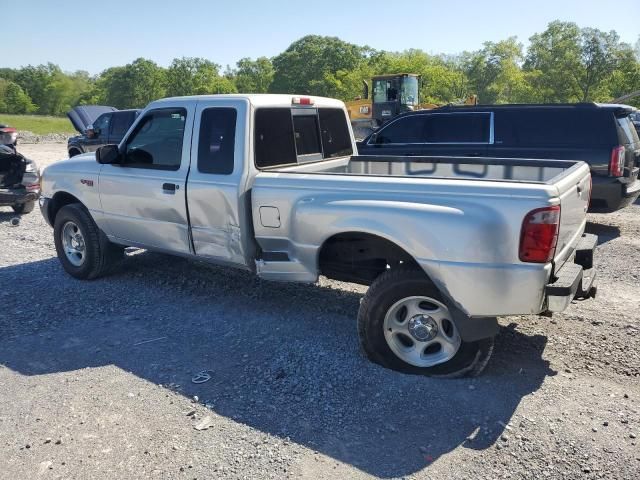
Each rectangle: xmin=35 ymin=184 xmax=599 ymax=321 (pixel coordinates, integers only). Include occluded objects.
xmin=53 ymin=203 xmax=123 ymax=279
xmin=358 ymin=266 xmax=494 ymax=377
xmin=12 ymin=201 xmax=35 ymax=214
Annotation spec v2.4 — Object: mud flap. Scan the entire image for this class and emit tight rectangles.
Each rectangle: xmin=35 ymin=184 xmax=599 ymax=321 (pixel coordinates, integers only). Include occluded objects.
xmin=450 ymin=307 xmax=499 ymax=342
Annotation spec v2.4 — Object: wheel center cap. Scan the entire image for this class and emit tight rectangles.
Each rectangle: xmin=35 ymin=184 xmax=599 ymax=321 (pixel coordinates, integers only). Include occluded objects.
xmin=408 ymin=315 xmax=438 ymax=342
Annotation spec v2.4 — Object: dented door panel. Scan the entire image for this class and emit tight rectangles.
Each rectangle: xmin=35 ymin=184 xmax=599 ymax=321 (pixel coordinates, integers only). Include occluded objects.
xmin=186 ymin=98 xmax=250 ymax=266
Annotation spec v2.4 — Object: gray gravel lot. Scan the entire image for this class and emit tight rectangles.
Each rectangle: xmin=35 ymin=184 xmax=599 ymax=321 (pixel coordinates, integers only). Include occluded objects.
xmin=0 ymin=144 xmax=639 ymax=479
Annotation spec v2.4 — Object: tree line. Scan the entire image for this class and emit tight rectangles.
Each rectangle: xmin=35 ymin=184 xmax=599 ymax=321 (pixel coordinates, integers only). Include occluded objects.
xmin=1 ymin=20 xmax=639 ymax=116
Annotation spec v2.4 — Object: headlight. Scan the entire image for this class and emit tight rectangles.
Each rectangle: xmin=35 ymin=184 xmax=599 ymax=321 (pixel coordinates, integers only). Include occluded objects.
xmin=25 ymin=161 xmax=37 ymax=173
xmin=10 ymin=132 xmax=17 ymax=142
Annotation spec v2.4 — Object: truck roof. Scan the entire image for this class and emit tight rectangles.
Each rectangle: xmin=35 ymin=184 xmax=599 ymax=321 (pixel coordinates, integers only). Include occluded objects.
xmin=148 ymin=94 xmax=346 ymax=109
xmin=434 ymin=102 xmax=636 ymax=115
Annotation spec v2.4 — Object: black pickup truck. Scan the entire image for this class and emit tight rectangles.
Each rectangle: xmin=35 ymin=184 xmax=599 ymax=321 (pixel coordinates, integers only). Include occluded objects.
xmin=358 ymin=103 xmax=640 ymax=213
xmin=67 ymin=106 xmax=139 ymax=157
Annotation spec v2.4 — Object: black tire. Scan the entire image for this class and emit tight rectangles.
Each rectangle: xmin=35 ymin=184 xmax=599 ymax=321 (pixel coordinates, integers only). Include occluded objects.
xmin=358 ymin=266 xmax=494 ymax=378
xmin=53 ymin=203 xmax=123 ymax=280
xmin=12 ymin=201 xmax=35 ymax=214
xmin=68 ymin=148 xmax=82 ymax=157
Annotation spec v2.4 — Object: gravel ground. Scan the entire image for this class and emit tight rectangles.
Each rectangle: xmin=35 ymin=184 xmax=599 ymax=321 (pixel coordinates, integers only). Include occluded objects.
xmin=1 ymin=144 xmax=639 ymax=479
xmin=17 ymin=131 xmax=71 ymax=144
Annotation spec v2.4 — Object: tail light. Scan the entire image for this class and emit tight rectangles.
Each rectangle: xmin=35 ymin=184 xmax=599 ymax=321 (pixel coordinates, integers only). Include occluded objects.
xmin=519 ymin=206 xmax=561 ymax=263
xmin=609 ymin=146 xmax=625 ymax=177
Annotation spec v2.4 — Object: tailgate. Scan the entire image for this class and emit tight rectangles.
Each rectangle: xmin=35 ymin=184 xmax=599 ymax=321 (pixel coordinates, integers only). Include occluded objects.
xmin=553 ymin=162 xmax=592 ymax=268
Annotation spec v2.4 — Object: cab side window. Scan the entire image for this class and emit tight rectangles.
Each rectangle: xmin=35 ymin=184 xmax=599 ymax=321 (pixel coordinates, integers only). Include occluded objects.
xmin=374 ymin=116 xmax=427 ymax=144
xmin=123 ymin=108 xmax=186 ymax=170
xmin=373 ymin=113 xmax=491 ymax=144
xmin=198 ymin=108 xmax=237 ymax=175
xmin=93 ymin=114 xmax=111 ymax=138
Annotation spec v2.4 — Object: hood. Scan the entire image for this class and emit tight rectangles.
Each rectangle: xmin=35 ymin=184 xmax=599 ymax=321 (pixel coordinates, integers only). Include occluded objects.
xmin=67 ymin=105 xmax=118 ymax=133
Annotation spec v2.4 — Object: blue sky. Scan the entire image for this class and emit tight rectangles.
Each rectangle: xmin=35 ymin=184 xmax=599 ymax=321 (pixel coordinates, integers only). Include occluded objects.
xmin=4 ymin=0 xmax=639 ymax=74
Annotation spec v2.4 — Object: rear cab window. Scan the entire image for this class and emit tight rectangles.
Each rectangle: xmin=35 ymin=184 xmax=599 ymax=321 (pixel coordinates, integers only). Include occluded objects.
xmin=255 ymin=107 xmax=353 ymax=169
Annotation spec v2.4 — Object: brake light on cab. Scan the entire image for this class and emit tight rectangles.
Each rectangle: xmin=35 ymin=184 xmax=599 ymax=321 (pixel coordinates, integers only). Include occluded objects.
xmin=609 ymin=146 xmax=625 ymax=177
xmin=519 ymin=205 xmax=561 ymax=263
xmin=292 ymin=97 xmax=314 ymax=106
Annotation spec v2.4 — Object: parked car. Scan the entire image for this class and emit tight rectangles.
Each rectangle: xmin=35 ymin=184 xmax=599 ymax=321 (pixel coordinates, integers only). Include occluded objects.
xmin=40 ymin=94 xmax=597 ymax=377
xmin=0 ymin=144 xmax=40 ymax=214
xmin=0 ymin=124 xmax=18 ymax=153
xmin=67 ymin=106 xmax=139 ymax=157
xmin=358 ymin=103 xmax=640 ymax=213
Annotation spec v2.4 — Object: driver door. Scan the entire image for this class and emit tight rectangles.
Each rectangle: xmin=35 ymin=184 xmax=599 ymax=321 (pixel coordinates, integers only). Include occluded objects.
xmin=98 ymin=106 xmax=194 ymax=254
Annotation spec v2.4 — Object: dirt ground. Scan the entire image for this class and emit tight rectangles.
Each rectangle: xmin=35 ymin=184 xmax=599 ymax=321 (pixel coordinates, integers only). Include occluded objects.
xmin=0 ymin=143 xmax=638 ymax=479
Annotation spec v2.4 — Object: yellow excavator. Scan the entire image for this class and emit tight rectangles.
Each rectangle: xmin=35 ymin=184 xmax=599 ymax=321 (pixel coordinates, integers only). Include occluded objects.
xmin=346 ymin=73 xmax=478 ymax=137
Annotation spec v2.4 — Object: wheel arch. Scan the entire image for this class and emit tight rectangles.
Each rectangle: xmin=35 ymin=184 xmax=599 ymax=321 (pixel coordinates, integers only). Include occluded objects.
xmin=48 ymin=191 xmax=86 ymax=225
xmin=317 ymin=230 xmax=424 ymax=285
xmin=68 ymin=147 xmax=82 ymax=157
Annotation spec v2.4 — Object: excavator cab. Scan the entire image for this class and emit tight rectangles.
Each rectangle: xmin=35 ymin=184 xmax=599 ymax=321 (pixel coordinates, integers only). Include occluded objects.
xmin=371 ymin=74 xmax=420 ymax=126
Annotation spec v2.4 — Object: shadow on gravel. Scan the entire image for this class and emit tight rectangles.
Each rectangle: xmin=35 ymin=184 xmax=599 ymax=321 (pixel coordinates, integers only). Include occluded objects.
xmin=0 ymin=211 xmax=27 ymax=225
xmin=585 ymin=221 xmax=621 ymax=245
xmin=0 ymin=253 xmax=554 ymax=478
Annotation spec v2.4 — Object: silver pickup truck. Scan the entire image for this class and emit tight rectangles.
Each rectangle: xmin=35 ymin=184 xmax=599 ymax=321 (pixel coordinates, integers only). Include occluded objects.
xmin=40 ymin=94 xmax=597 ymax=377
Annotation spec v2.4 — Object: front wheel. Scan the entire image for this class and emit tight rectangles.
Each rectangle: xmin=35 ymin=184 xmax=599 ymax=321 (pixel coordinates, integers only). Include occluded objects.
xmin=53 ymin=203 xmax=123 ymax=279
xmin=358 ymin=267 xmax=494 ymax=377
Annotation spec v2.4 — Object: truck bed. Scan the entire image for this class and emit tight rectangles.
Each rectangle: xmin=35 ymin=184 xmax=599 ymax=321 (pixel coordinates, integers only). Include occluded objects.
xmin=252 ymin=154 xmax=592 ymax=316
xmin=269 ymin=155 xmax=581 ymax=185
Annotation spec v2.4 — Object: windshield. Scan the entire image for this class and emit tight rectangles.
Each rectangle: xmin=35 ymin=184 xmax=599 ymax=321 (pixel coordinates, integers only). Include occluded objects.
xmin=373 ymin=79 xmax=396 ymax=103
xmin=400 ymin=76 xmax=419 ymax=106
xmin=372 ymin=77 xmax=418 ymax=106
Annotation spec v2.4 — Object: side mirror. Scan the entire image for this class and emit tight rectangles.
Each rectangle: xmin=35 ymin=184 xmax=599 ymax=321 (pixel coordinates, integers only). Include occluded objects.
xmin=85 ymin=125 xmax=95 ymax=138
xmin=96 ymin=144 xmax=121 ymax=164
xmin=369 ymin=132 xmax=379 ymax=144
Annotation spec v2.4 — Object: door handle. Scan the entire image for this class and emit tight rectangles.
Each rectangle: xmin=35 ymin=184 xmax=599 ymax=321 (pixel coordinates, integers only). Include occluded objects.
xmin=465 ymin=152 xmax=482 ymax=157
xmin=162 ymin=183 xmax=178 ymax=192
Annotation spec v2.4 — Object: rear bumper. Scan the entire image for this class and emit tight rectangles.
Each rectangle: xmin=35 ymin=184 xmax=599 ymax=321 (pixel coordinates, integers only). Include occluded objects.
xmin=545 ymin=233 xmax=598 ymax=312
xmin=589 ymin=174 xmax=640 ymax=213
xmin=0 ymin=187 xmax=39 ymax=207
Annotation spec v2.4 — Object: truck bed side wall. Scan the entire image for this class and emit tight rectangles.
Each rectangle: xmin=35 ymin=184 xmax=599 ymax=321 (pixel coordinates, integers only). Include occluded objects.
xmin=251 ymin=174 xmax=559 ymax=317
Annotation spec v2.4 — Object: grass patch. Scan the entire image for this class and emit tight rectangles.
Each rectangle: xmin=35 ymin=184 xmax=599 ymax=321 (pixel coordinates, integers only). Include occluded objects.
xmin=0 ymin=114 xmax=75 ymax=135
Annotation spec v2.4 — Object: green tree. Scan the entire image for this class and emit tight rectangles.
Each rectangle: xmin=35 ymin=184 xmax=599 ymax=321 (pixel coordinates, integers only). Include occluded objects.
xmin=461 ymin=37 xmax=533 ymax=104
xmin=14 ymin=63 xmax=65 ymax=114
xmin=604 ymin=44 xmax=640 ymax=106
xmin=234 ymin=57 xmax=274 ymax=93
xmin=166 ymin=57 xmax=233 ymax=96
xmin=524 ymin=21 xmax=582 ymax=102
xmin=97 ymin=58 xmax=167 ymax=108
xmin=270 ymin=35 xmax=373 ymax=96
xmin=0 ymin=80 xmax=36 ymax=113
xmin=575 ymin=28 xmax=620 ymax=101
xmin=524 ymin=21 xmax=624 ymax=102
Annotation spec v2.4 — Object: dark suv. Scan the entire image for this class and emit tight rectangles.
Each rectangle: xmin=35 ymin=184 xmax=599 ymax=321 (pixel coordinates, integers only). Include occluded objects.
xmin=67 ymin=106 xmax=140 ymax=157
xmin=358 ymin=103 xmax=640 ymax=212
